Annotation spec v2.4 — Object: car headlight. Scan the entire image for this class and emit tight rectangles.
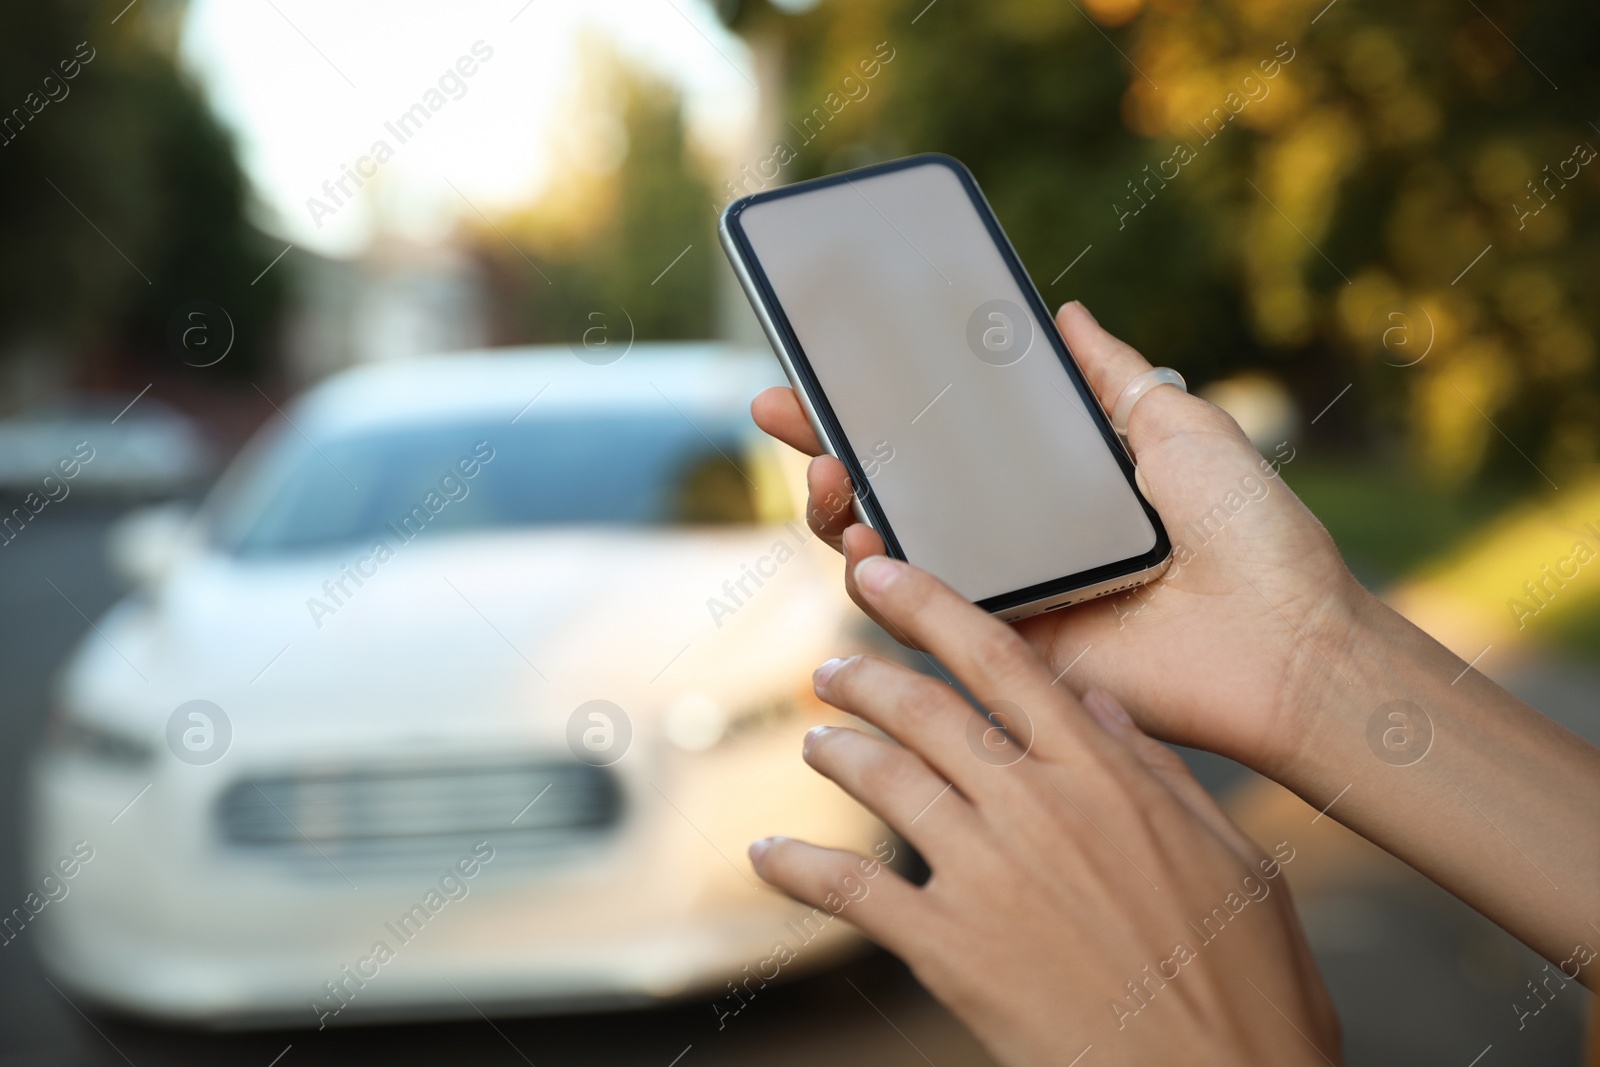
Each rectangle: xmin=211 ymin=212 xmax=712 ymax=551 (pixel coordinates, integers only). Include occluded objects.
xmin=663 ymin=693 xmax=728 ymax=751
xmin=45 ymin=706 xmax=155 ymax=767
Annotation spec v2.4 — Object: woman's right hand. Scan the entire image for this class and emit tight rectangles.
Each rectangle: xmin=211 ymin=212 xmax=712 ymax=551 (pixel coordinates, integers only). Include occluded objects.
xmin=751 ymin=300 xmax=1372 ymax=781
xmin=752 ymin=556 xmax=1344 ymax=1067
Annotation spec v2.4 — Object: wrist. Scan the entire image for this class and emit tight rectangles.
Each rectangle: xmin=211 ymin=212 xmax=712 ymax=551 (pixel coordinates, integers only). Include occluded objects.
xmin=1268 ymin=577 xmax=1394 ymax=788
xmin=1264 ymin=576 xmax=1600 ymax=962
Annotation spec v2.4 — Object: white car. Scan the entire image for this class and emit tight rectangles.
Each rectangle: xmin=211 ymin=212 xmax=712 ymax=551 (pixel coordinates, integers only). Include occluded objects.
xmin=0 ymin=396 xmax=212 ymax=497
xmin=28 ymin=344 xmax=900 ymax=1028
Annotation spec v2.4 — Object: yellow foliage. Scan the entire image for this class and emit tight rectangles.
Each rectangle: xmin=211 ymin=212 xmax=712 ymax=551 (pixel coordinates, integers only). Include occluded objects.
xmin=990 ymin=0 xmax=1077 ymax=37
xmin=1342 ymin=28 xmax=1407 ymax=96
xmin=1082 ymin=0 xmax=1146 ymax=29
xmin=1534 ymin=321 xmax=1596 ymax=380
xmin=1497 ymin=266 xmax=1562 ymax=327
xmin=1415 ymin=339 xmax=1515 ymax=483
xmin=1338 ymin=270 xmax=1399 ymax=349
xmin=1254 ymin=282 xmax=1314 ymax=346
xmin=1243 ymin=111 xmax=1361 ymax=343
xmin=1376 ymin=90 xmax=1440 ymax=147
xmin=1266 ymin=110 xmax=1362 ymax=220
xmin=1471 ymin=140 xmax=1533 ymax=203
xmin=769 ymin=0 xmax=1599 ymax=490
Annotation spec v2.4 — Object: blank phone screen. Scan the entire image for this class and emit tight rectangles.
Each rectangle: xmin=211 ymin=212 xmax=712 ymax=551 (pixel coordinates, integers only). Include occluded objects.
xmin=734 ymin=158 xmax=1158 ymax=604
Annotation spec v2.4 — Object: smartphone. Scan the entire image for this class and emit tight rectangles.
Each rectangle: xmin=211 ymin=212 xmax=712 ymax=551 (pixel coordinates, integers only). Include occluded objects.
xmin=719 ymin=154 xmax=1171 ymax=621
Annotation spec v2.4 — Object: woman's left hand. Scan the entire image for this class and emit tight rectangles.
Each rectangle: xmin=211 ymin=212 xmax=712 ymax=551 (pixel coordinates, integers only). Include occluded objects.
xmin=750 ymin=554 xmax=1342 ymax=1067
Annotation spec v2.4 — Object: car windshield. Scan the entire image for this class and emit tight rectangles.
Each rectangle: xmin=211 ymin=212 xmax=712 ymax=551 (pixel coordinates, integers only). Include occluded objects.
xmin=212 ymin=412 xmax=786 ymax=557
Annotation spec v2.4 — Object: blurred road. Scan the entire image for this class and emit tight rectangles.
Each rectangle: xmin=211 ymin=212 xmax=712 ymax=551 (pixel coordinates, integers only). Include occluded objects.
xmin=0 ymin=505 xmax=1591 ymax=1065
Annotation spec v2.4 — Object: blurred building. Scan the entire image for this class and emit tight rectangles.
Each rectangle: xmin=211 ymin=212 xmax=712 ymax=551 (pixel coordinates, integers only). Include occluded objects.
xmin=282 ymin=236 xmax=489 ymax=388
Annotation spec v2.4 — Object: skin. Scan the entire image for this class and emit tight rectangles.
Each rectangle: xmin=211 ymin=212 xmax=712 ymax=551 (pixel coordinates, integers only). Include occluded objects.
xmin=755 ymin=565 xmax=1343 ymax=1065
xmin=748 ymin=301 xmax=1600 ymax=1063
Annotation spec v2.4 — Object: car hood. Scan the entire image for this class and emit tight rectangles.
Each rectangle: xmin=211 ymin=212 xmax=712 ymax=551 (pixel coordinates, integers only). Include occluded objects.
xmin=65 ymin=524 xmax=849 ymax=747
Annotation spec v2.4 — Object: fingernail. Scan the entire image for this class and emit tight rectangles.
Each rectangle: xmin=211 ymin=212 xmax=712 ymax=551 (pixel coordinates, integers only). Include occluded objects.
xmin=1083 ymin=689 xmax=1133 ymax=734
xmin=748 ymin=836 xmax=782 ymax=864
xmin=803 ymin=724 xmax=830 ymax=756
xmin=1069 ymin=299 xmax=1099 ymax=326
xmin=813 ymin=658 xmax=849 ymax=690
xmin=853 ymin=555 xmax=901 ymax=595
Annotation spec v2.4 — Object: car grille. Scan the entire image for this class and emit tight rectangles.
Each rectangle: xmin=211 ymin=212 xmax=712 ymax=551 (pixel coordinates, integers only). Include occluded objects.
xmin=217 ymin=761 xmax=622 ymax=874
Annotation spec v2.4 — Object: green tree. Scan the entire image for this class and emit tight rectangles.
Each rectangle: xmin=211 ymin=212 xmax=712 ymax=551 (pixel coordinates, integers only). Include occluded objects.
xmin=725 ymin=0 xmax=1600 ymax=484
xmin=0 ymin=0 xmax=285 ymax=388
xmin=472 ymin=44 xmax=715 ymax=348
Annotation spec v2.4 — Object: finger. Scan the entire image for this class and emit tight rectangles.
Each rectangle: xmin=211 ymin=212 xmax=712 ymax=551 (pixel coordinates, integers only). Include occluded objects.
xmin=841 ymin=522 xmax=886 ymax=567
xmin=802 ymin=724 xmax=979 ymax=860
xmin=812 ymin=656 xmax=992 ymax=801
xmin=748 ymin=837 xmax=927 ymax=957
xmin=839 ymin=523 xmax=928 ymax=651
xmin=1055 ymin=300 xmax=1235 ymax=455
xmin=847 ymin=556 xmax=1104 ymax=767
xmin=751 ymin=386 xmax=823 ymax=456
xmin=1055 ymin=300 xmax=1154 ymax=411
xmin=805 ymin=455 xmax=856 ymax=549
xmin=1080 ymin=689 xmax=1264 ymax=865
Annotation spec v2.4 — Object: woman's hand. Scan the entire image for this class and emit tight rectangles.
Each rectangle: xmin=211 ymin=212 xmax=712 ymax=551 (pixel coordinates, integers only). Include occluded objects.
xmin=756 ymin=300 xmax=1600 ymax=980
xmin=750 ymin=555 xmax=1342 ymax=1067
xmin=751 ymin=300 xmax=1367 ymax=780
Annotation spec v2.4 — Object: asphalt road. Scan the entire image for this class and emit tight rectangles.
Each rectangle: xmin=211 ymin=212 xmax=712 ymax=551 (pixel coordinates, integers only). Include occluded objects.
xmin=0 ymin=503 xmax=1589 ymax=1065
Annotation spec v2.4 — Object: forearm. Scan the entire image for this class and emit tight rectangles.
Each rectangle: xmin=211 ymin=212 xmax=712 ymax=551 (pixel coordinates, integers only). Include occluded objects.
xmin=1280 ymin=589 xmax=1600 ymax=977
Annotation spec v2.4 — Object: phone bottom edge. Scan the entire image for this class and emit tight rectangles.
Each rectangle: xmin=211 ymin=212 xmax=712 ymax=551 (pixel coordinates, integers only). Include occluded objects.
xmin=990 ymin=553 xmax=1175 ymax=624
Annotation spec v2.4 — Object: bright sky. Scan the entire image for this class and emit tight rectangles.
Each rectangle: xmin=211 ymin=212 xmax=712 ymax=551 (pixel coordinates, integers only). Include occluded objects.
xmin=180 ymin=0 xmax=761 ymax=257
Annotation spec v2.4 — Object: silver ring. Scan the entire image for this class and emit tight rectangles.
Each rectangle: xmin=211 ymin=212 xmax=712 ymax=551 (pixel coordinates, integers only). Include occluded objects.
xmin=1111 ymin=367 xmax=1186 ymax=435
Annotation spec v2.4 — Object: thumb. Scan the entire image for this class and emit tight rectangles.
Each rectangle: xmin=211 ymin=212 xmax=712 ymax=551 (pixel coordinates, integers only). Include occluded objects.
xmin=1055 ymin=301 xmax=1244 ymax=458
